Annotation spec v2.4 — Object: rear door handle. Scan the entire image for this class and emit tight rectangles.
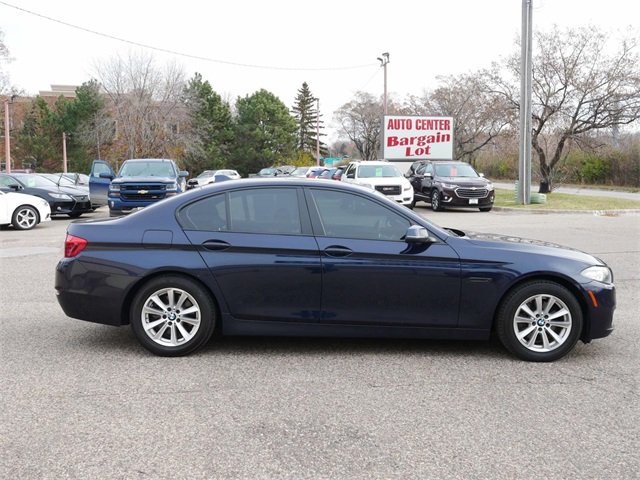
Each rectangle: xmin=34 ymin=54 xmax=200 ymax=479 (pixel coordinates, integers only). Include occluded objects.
xmin=202 ymin=240 xmax=231 ymax=251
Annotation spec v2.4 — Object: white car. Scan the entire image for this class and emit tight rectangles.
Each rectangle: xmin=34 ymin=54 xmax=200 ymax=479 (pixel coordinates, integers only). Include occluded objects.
xmin=0 ymin=189 xmax=52 ymax=230
xmin=341 ymin=160 xmax=414 ymax=208
xmin=187 ymin=169 xmax=241 ymax=189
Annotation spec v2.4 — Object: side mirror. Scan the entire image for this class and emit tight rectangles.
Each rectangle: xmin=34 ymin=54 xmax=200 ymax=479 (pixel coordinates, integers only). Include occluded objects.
xmin=179 ymin=170 xmax=189 ymax=177
xmin=405 ymin=225 xmax=434 ymax=244
xmin=99 ymin=171 xmax=114 ymax=180
xmin=347 ymin=173 xmax=355 ymax=179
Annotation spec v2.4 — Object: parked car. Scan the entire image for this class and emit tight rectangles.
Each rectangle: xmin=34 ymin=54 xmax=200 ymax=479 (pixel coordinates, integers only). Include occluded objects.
xmin=40 ymin=173 xmax=97 ymax=210
xmin=275 ymin=165 xmax=296 ymax=176
xmin=289 ymin=166 xmax=317 ymax=177
xmin=330 ymin=166 xmax=346 ymax=181
xmin=406 ymin=160 xmax=495 ymax=212
xmin=311 ymin=168 xmax=330 ymax=179
xmin=61 ymin=173 xmax=90 ymax=186
xmin=317 ymin=168 xmax=337 ymax=180
xmin=341 ymin=160 xmax=414 ymax=208
xmin=89 ymin=159 xmax=189 ymax=216
xmin=0 ymin=173 xmax=93 ymax=218
xmin=187 ymin=170 xmax=241 ymax=189
xmin=55 ymin=177 xmax=615 ymax=361
xmin=0 ymin=189 xmax=51 ymax=230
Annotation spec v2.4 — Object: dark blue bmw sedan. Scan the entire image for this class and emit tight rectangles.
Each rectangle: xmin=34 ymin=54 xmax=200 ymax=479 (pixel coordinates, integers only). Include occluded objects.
xmin=55 ymin=178 xmax=615 ymax=361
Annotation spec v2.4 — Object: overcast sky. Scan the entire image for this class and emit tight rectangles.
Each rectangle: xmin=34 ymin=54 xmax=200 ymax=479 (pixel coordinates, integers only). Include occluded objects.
xmin=1 ymin=0 xmax=637 ymax=143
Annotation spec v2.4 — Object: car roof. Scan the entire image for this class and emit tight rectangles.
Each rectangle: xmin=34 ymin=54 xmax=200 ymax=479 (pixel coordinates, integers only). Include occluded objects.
xmin=123 ymin=158 xmax=175 ymax=163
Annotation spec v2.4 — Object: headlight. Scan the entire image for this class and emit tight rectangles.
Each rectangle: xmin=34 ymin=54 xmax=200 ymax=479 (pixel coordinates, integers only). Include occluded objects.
xmin=581 ymin=266 xmax=613 ymax=285
xmin=167 ymin=182 xmax=178 ymax=190
xmin=485 ymin=182 xmax=494 ymax=190
xmin=360 ymin=183 xmax=373 ymax=190
xmin=109 ymin=185 xmax=121 ymax=192
xmin=403 ymin=183 xmax=412 ymax=191
xmin=440 ymin=182 xmax=457 ymax=189
xmin=49 ymin=193 xmax=73 ymax=200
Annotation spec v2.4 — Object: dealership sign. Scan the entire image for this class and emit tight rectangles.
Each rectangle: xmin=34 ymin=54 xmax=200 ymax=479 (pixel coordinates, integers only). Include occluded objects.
xmin=382 ymin=115 xmax=454 ymax=160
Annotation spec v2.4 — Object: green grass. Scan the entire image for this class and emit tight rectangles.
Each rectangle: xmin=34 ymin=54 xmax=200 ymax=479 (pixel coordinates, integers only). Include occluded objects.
xmin=494 ymin=188 xmax=640 ymax=210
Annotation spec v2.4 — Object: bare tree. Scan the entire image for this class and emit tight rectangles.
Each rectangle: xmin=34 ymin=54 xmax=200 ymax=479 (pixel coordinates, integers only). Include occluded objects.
xmin=0 ymin=27 xmax=13 ymax=95
xmin=491 ymin=25 xmax=640 ymax=192
xmin=333 ymin=92 xmax=384 ymax=160
xmin=93 ymin=50 xmax=190 ymax=162
xmin=407 ymin=72 xmax=513 ymax=167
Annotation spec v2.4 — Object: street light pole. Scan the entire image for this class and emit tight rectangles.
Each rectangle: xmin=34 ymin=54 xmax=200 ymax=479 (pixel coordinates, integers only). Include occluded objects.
xmin=377 ymin=52 xmax=390 ymax=115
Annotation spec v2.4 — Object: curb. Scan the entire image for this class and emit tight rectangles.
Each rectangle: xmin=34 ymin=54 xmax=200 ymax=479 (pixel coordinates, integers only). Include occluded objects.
xmin=491 ymin=206 xmax=640 ymax=215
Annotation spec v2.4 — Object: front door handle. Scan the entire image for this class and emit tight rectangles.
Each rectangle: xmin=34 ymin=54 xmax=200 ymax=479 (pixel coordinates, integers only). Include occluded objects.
xmin=324 ymin=246 xmax=353 ymax=257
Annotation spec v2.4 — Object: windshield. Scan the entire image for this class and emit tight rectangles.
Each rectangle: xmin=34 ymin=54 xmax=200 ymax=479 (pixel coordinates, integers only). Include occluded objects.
xmin=357 ymin=164 xmax=402 ymax=178
xmin=12 ymin=174 xmax=60 ymax=188
xmin=42 ymin=174 xmax=76 ymax=186
xmin=291 ymin=167 xmax=310 ymax=175
xmin=119 ymin=161 xmax=175 ymax=177
xmin=197 ymin=171 xmax=215 ymax=178
xmin=259 ymin=168 xmax=276 ymax=175
xmin=435 ymin=163 xmax=479 ymax=178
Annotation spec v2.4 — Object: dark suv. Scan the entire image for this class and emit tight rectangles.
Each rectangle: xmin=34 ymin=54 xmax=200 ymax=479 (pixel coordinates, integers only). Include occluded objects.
xmin=405 ymin=160 xmax=494 ymax=212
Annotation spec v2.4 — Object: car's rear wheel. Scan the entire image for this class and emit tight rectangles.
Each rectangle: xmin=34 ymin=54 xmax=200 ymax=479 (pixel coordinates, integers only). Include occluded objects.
xmin=130 ymin=275 xmax=216 ymax=357
xmin=496 ymin=280 xmax=583 ymax=362
xmin=431 ymin=190 xmax=443 ymax=211
xmin=12 ymin=205 xmax=39 ymax=230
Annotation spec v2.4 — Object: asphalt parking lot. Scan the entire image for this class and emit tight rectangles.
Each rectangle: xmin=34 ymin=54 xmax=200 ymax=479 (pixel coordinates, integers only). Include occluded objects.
xmin=1 ymin=205 xmax=639 ymax=479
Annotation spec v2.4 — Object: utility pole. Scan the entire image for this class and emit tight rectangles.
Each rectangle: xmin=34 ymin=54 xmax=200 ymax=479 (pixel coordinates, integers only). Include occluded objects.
xmin=63 ymin=132 xmax=68 ymax=173
xmin=377 ymin=53 xmax=390 ymax=115
xmin=3 ymin=97 xmax=13 ymax=173
xmin=316 ymin=98 xmax=320 ymax=166
xmin=518 ymin=0 xmax=532 ymax=204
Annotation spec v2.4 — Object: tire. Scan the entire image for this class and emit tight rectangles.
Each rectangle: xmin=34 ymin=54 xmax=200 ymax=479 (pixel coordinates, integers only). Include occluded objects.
xmin=431 ymin=190 xmax=443 ymax=211
xmin=12 ymin=205 xmax=39 ymax=230
xmin=68 ymin=212 xmax=83 ymax=218
xmin=496 ymin=280 xmax=583 ymax=362
xmin=479 ymin=206 xmax=493 ymax=212
xmin=130 ymin=275 xmax=216 ymax=357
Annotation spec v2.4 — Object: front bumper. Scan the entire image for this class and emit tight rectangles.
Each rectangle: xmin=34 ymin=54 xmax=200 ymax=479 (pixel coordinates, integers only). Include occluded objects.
xmin=441 ymin=188 xmax=495 ymax=208
xmin=50 ymin=197 xmax=94 ymax=216
xmin=582 ymin=282 xmax=616 ymax=341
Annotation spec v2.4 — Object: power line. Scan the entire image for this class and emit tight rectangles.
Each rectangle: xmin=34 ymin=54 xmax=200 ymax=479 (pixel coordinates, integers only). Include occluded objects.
xmin=0 ymin=1 xmax=375 ymax=72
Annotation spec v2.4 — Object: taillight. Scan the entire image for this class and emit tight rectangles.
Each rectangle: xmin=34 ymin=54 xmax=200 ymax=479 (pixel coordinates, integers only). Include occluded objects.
xmin=65 ymin=234 xmax=87 ymax=257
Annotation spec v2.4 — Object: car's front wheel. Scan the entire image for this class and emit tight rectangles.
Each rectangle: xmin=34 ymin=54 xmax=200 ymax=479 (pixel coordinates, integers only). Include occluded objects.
xmin=496 ymin=280 xmax=583 ymax=362
xmin=431 ymin=190 xmax=443 ymax=211
xmin=12 ymin=205 xmax=39 ymax=230
xmin=130 ymin=275 xmax=216 ymax=357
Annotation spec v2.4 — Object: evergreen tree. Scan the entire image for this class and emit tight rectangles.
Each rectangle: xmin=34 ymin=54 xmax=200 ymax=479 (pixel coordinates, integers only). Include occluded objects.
xmin=62 ymin=80 xmax=111 ymax=172
xmin=15 ymin=97 xmax=61 ymax=171
xmin=291 ymin=82 xmax=329 ymax=159
xmin=183 ymin=73 xmax=235 ymax=174
xmin=233 ymin=89 xmax=298 ymax=177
